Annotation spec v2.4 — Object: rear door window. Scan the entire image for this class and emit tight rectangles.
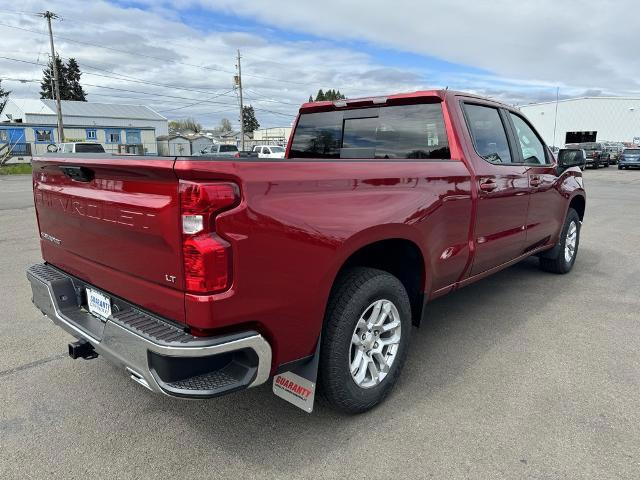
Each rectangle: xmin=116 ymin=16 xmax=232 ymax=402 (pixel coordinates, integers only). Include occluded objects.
xmin=509 ymin=113 xmax=549 ymax=165
xmin=289 ymin=103 xmax=450 ymax=160
xmin=463 ymin=104 xmax=512 ymax=164
xmin=220 ymin=145 xmax=238 ymax=152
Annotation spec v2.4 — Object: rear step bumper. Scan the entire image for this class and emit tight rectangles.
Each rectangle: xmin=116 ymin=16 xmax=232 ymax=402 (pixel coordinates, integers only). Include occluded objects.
xmin=26 ymin=263 xmax=272 ymax=399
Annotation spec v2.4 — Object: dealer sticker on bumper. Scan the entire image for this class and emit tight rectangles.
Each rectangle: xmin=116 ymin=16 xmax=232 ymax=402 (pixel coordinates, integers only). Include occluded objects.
xmin=86 ymin=288 xmax=112 ymax=320
xmin=273 ymin=371 xmax=316 ymax=413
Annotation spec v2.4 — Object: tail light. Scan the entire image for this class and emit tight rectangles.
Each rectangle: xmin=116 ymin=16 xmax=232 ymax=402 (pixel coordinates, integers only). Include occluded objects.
xmin=234 ymin=152 xmax=240 ymax=158
xmin=179 ymin=181 xmax=240 ymax=294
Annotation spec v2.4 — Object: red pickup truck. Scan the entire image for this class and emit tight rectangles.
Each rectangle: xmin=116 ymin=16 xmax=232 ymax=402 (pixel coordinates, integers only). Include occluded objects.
xmin=27 ymin=90 xmax=586 ymax=413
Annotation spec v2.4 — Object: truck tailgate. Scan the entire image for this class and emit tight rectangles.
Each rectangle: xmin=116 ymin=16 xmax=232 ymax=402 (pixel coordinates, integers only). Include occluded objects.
xmin=32 ymin=155 xmax=186 ymax=323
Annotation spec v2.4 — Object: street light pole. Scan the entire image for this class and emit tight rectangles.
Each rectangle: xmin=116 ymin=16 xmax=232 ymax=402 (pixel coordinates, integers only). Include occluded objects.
xmin=40 ymin=11 xmax=64 ymax=143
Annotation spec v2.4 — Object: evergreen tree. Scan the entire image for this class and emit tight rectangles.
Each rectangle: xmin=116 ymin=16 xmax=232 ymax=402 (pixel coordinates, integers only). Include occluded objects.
xmin=0 ymin=80 xmax=10 ymax=114
xmin=66 ymin=58 xmax=87 ymax=101
xmin=242 ymin=105 xmax=259 ymax=134
xmin=308 ymin=95 xmax=313 ymax=103
xmin=40 ymin=55 xmax=69 ymax=100
xmin=40 ymin=56 xmax=87 ymax=101
xmin=311 ymin=89 xmax=346 ymax=102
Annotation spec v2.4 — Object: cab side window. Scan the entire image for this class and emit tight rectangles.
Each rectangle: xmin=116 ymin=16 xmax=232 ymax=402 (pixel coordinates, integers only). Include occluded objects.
xmin=509 ymin=113 xmax=549 ymax=165
xmin=463 ymin=104 xmax=512 ymax=164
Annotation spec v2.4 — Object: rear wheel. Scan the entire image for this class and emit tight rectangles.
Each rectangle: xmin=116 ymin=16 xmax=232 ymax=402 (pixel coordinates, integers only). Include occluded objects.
xmin=539 ymin=208 xmax=581 ymax=274
xmin=319 ymin=267 xmax=411 ymax=413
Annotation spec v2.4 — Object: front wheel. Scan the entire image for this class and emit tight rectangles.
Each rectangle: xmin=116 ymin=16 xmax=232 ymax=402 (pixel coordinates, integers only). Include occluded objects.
xmin=539 ymin=208 xmax=581 ymax=274
xmin=319 ymin=267 xmax=411 ymax=413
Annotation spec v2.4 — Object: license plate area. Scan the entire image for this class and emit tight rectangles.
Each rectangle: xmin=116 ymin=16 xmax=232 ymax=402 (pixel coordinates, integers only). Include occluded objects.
xmin=86 ymin=288 xmax=112 ymax=321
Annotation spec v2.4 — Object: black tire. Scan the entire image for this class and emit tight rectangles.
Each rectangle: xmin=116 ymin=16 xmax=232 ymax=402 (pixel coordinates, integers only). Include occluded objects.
xmin=539 ymin=208 xmax=581 ymax=274
xmin=604 ymin=161 xmax=610 ymax=168
xmin=319 ymin=267 xmax=412 ymax=414
xmin=618 ymin=165 xmax=622 ymax=170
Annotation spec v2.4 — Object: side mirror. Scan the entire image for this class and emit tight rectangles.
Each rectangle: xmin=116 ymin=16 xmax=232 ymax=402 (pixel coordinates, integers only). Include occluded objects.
xmin=557 ymin=148 xmax=586 ymax=172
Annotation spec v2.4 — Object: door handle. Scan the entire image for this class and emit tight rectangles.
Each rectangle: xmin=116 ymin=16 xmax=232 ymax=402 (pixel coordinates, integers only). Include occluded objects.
xmin=530 ymin=176 xmax=542 ymax=187
xmin=479 ymin=179 xmax=497 ymax=192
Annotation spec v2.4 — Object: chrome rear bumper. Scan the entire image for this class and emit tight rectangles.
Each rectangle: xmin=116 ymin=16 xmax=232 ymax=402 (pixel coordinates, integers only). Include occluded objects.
xmin=26 ymin=263 xmax=272 ymax=398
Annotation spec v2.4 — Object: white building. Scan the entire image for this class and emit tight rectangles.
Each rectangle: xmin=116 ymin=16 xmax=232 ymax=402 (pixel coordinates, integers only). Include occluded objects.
xmin=0 ymin=98 xmax=168 ymax=155
xmin=252 ymin=126 xmax=292 ymax=145
xmin=519 ymin=97 xmax=640 ymax=146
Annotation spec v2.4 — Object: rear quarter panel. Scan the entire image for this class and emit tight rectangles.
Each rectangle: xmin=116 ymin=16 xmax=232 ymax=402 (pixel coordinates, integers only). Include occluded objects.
xmin=176 ymin=159 xmax=472 ymax=367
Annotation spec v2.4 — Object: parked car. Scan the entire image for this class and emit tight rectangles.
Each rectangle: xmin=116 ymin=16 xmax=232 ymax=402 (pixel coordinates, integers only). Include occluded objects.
xmin=194 ymin=143 xmax=258 ymax=158
xmin=194 ymin=143 xmax=238 ymax=157
xmin=27 ymin=90 xmax=586 ymax=414
xmin=577 ymin=142 xmax=609 ymax=168
xmin=618 ymin=148 xmax=640 ymax=169
xmin=51 ymin=142 xmax=106 ymax=154
xmin=252 ymin=145 xmax=286 ymax=159
xmin=603 ymin=142 xmax=624 ymax=165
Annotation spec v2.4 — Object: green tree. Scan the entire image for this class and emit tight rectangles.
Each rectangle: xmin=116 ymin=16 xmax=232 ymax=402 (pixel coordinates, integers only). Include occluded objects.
xmin=0 ymin=79 xmax=10 ymax=113
xmin=242 ymin=105 xmax=259 ymax=134
xmin=324 ymin=89 xmax=346 ymax=101
xmin=311 ymin=89 xmax=346 ymax=102
xmin=40 ymin=57 xmax=87 ymax=101
xmin=66 ymin=58 xmax=87 ymax=101
xmin=40 ymin=55 xmax=69 ymax=100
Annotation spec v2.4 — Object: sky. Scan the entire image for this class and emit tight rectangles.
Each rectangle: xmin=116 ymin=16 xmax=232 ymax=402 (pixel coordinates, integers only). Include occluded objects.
xmin=1 ymin=0 xmax=638 ymax=130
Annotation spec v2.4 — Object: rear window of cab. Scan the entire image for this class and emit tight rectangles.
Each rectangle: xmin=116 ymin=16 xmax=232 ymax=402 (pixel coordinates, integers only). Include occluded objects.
xmin=289 ymin=103 xmax=450 ymax=160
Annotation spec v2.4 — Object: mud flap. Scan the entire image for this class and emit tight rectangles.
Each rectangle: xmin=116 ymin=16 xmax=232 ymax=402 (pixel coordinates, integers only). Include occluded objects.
xmin=272 ymin=337 xmax=320 ymax=413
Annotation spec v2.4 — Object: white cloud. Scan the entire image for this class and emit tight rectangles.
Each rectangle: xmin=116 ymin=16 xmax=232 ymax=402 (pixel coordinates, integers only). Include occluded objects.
xmin=191 ymin=0 xmax=640 ymax=94
xmin=1 ymin=0 xmax=637 ymax=130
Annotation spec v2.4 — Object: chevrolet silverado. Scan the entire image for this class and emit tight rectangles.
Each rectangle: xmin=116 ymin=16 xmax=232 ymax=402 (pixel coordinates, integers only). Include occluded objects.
xmin=27 ymin=90 xmax=586 ymax=413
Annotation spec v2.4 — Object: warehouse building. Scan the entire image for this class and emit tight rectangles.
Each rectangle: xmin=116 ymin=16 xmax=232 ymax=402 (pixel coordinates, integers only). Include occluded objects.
xmin=519 ymin=97 xmax=640 ymax=146
xmin=0 ymin=98 xmax=168 ymax=156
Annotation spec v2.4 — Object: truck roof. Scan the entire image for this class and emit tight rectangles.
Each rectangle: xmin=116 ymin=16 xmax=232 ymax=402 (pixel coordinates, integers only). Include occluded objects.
xmin=299 ymin=89 xmax=510 ymax=113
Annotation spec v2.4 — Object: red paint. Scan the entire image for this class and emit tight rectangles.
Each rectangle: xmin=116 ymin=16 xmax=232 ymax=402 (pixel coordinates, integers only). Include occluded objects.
xmin=31 ymin=90 xmax=585 ymax=373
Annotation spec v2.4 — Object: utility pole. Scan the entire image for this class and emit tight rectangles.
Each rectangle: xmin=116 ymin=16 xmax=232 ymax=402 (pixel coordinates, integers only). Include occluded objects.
xmin=236 ymin=49 xmax=245 ymax=152
xmin=40 ymin=11 xmax=64 ymax=143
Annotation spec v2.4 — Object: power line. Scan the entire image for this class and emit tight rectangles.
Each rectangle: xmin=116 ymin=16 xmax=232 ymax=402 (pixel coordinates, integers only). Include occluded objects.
xmin=66 ymin=57 xmax=231 ymax=93
xmin=157 ymin=88 xmax=237 ymax=113
xmin=245 ymin=88 xmax=298 ymax=105
xmin=0 ymin=50 xmax=238 ymax=101
xmin=0 ymin=22 xmax=231 ymax=74
xmin=80 ymin=70 xmax=235 ymax=96
xmin=252 ymin=106 xmax=297 ymax=117
xmin=0 ymin=9 xmax=40 ymax=17
xmin=0 ymin=21 xmax=310 ymax=86
xmin=0 ymin=55 xmax=238 ymax=106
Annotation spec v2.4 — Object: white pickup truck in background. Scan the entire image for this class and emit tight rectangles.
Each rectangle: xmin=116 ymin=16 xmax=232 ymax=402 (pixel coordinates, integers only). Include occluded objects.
xmin=252 ymin=145 xmax=286 ymax=158
xmin=54 ymin=142 xmax=106 ymax=154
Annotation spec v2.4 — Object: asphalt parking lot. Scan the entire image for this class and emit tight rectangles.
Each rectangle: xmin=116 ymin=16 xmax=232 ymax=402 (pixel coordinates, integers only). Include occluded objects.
xmin=1 ymin=169 xmax=639 ymax=479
